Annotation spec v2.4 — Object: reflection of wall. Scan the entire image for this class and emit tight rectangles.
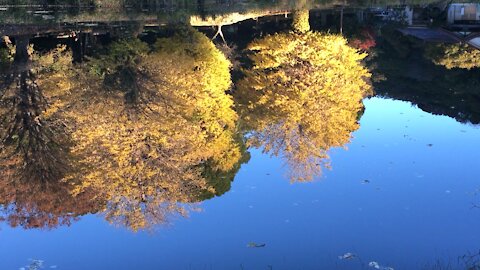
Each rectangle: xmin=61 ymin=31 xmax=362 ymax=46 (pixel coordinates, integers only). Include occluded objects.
xmin=448 ymin=3 xmax=480 ymax=24
xmin=405 ymin=6 xmax=413 ymax=25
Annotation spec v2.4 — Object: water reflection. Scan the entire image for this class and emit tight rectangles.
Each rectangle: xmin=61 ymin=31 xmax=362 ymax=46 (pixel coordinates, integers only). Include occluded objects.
xmin=372 ymin=24 xmax=480 ymax=124
xmin=235 ymin=9 xmax=372 ymax=182
xmin=0 ymin=1 xmax=479 ymax=235
xmin=63 ymin=27 xmax=245 ymax=230
xmin=0 ymin=37 xmax=101 ymax=228
xmin=1 ymin=27 xmax=248 ymax=230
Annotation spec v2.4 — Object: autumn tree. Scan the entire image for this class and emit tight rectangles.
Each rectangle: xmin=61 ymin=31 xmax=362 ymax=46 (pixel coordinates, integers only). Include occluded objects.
xmin=0 ymin=173 xmax=102 ymax=229
xmin=58 ymin=27 xmax=244 ymax=231
xmin=292 ymin=0 xmax=310 ymax=33
xmin=197 ymin=139 xmax=250 ymax=201
xmin=371 ymin=37 xmax=480 ymax=125
xmin=88 ymin=38 xmax=149 ymax=103
xmin=236 ymin=20 xmax=372 ymax=182
xmin=0 ymin=37 xmax=73 ymax=184
xmin=425 ymin=43 xmax=480 ymax=70
xmin=0 ymin=36 xmax=101 ymax=229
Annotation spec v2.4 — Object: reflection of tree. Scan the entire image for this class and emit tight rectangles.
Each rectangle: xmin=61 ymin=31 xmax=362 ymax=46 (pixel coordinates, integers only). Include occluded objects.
xmin=372 ymin=36 xmax=480 ymax=124
xmin=0 ymin=39 xmax=69 ymax=183
xmin=0 ymin=36 xmax=100 ymax=229
xmin=60 ymin=28 xmax=244 ymax=231
xmin=459 ymin=250 xmax=480 ymax=270
xmin=0 ymin=38 xmax=13 ymax=71
xmin=349 ymin=27 xmax=376 ymax=51
xmin=0 ymin=177 xmax=101 ymax=229
xmin=197 ymin=140 xmax=251 ymax=201
xmin=88 ymin=38 xmax=150 ymax=103
xmin=425 ymin=43 xmax=480 ymax=70
xmin=236 ymin=19 xmax=372 ymax=182
xmin=292 ymin=9 xmax=310 ymax=33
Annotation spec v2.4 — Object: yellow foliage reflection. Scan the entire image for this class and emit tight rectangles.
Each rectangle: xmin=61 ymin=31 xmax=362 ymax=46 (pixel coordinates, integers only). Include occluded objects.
xmin=0 ymin=38 xmax=101 ymax=229
xmin=55 ymin=28 xmax=243 ymax=231
xmin=236 ymin=28 xmax=372 ymax=182
xmin=425 ymin=43 xmax=480 ymax=70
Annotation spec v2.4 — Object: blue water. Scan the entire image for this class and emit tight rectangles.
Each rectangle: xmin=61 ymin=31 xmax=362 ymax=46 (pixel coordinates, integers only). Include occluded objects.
xmin=2 ymin=97 xmax=480 ymax=270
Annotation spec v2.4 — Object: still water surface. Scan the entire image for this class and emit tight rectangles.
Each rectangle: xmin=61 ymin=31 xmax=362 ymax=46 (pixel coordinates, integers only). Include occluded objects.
xmin=2 ymin=98 xmax=480 ymax=269
xmin=1 ymin=1 xmax=480 ymax=269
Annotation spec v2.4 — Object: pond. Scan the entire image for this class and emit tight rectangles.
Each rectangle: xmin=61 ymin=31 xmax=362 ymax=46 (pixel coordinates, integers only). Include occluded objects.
xmin=1 ymin=1 xmax=480 ymax=269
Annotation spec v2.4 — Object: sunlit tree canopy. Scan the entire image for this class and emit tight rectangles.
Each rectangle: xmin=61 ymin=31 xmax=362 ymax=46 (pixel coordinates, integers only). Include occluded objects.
xmin=236 ymin=30 xmax=372 ymax=182
xmin=52 ymin=28 xmax=244 ymax=231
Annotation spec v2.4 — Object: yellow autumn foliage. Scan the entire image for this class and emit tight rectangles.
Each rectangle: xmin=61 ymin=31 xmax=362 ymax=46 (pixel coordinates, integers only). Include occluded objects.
xmin=425 ymin=43 xmax=480 ymax=70
xmin=56 ymin=28 xmax=242 ymax=231
xmin=236 ymin=32 xmax=372 ymax=182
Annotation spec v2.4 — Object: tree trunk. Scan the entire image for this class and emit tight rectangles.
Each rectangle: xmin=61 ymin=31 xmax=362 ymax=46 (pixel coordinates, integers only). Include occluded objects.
xmin=292 ymin=9 xmax=310 ymax=33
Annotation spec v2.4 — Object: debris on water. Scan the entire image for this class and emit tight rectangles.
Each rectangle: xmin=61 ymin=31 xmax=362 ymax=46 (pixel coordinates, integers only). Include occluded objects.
xmin=427 ymin=144 xmax=433 ymax=147
xmin=338 ymin=253 xmax=356 ymax=260
xmin=33 ymin=10 xmax=52 ymax=14
xmin=247 ymin=242 xmax=266 ymax=248
xmin=80 ymin=23 xmax=99 ymax=27
xmin=445 ymin=190 xmax=451 ymax=194
xmin=362 ymin=179 xmax=370 ymax=184
xmin=248 ymin=205 xmax=253 ymax=209
xmin=369 ymin=261 xmax=394 ymax=270
xmin=22 ymin=260 xmax=44 ymax=270
xmin=50 ymin=266 xmax=57 ymax=269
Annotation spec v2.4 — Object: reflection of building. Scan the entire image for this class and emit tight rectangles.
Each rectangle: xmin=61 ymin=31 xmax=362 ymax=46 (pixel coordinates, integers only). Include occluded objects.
xmin=397 ymin=3 xmax=480 ymax=50
xmin=447 ymin=3 xmax=480 ymax=25
xmin=398 ymin=27 xmax=480 ymax=50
